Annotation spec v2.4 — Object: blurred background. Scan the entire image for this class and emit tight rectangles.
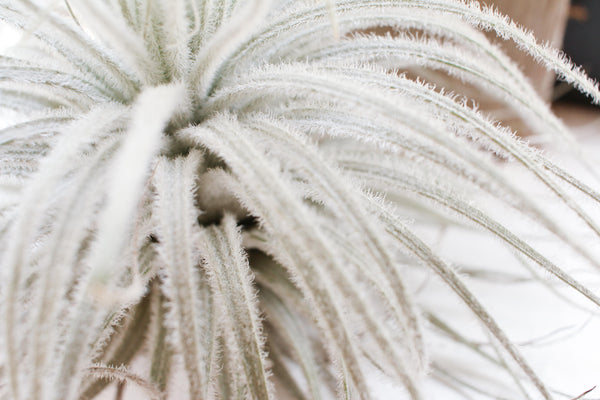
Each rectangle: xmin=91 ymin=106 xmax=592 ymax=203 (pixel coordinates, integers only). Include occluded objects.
xmin=482 ymin=0 xmax=600 ymax=126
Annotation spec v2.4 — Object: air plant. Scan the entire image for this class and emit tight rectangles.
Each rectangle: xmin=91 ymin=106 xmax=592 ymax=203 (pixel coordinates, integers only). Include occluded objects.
xmin=0 ymin=0 xmax=599 ymax=399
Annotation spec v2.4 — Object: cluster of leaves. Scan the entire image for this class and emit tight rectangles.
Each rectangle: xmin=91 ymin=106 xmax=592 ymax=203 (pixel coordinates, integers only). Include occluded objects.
xmin=0 ymin=0 xmax=599 ymax=399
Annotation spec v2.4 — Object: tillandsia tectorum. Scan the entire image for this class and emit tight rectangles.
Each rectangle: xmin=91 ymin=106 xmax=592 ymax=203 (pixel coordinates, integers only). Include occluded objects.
xmin=0 ymin=0 xmax=600 ymax=399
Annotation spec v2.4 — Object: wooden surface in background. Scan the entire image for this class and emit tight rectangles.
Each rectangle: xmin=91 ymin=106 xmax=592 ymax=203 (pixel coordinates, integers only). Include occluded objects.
xmin=483 ymin=0 xmax=570 ymax=101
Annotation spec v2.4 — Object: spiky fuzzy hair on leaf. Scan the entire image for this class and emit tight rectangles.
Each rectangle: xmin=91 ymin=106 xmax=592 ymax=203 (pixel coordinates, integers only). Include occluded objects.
xmin=0 ymin=0 xmax=599 ymax=399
